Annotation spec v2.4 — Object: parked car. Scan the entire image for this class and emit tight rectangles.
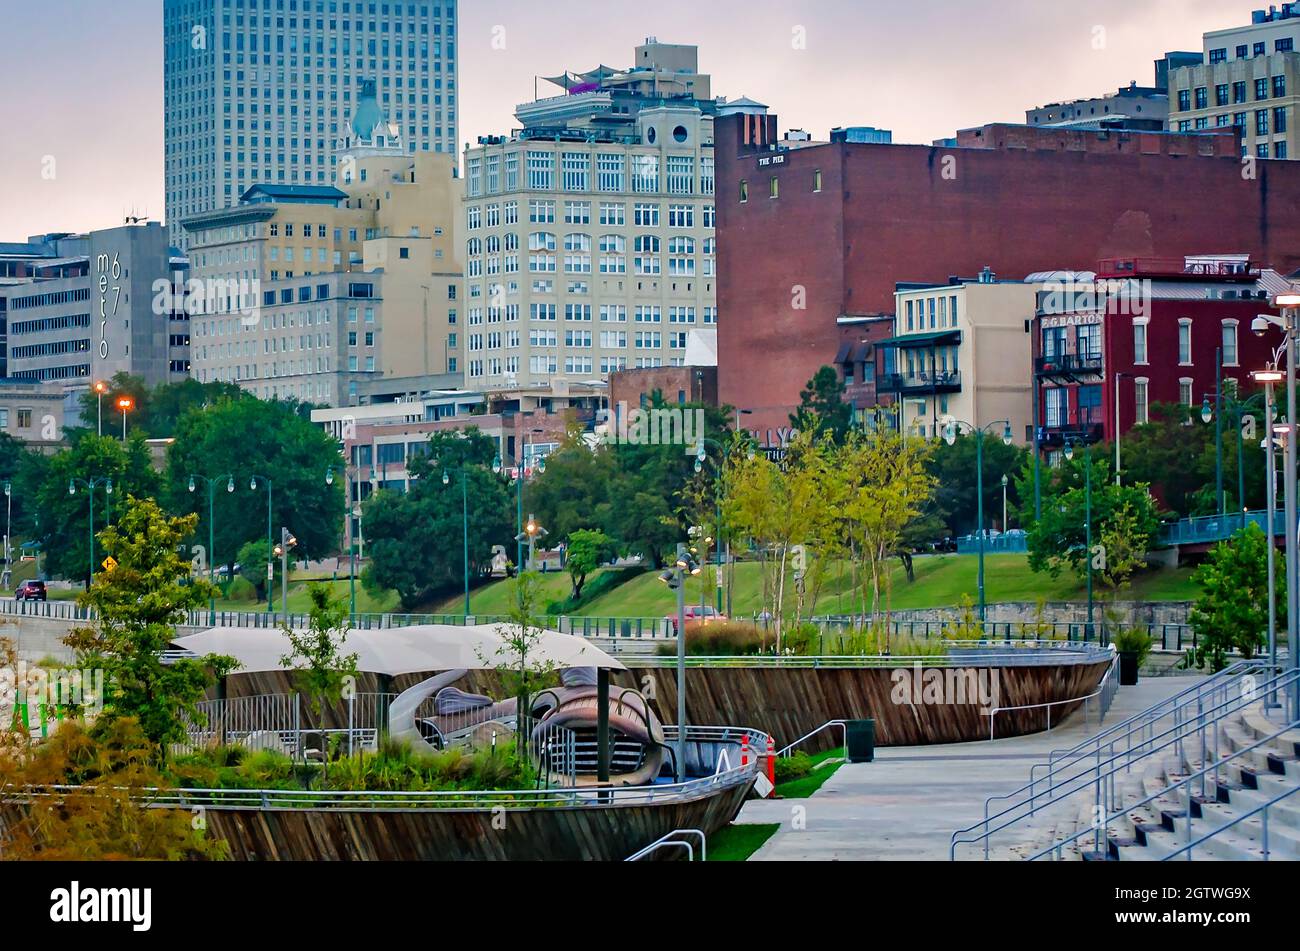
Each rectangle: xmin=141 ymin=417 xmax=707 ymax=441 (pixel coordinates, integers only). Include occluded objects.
xmin=665 ymin=605 xmax=727 ymax=634
xmin=15 ymin=579 xmax=47 ymax=602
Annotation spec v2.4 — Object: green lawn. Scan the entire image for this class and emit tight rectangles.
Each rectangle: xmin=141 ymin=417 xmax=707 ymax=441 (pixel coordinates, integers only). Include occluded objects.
xmin=706 ymin=823 xmax=779 ymax=861
xmin=775 ymin=746 xmax=846 ymax=799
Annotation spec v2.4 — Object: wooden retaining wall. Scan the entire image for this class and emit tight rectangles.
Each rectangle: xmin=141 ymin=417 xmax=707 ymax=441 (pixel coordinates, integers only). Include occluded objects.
xmin=195 ymin=781 xmax=749 ymax=861
xmin=616 ymin=661 xmax=1110 ymax=752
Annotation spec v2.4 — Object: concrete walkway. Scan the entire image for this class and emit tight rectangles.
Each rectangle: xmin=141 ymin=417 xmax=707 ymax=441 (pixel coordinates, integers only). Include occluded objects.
xmin=737 ymin=675 xmax=1203 ymax=861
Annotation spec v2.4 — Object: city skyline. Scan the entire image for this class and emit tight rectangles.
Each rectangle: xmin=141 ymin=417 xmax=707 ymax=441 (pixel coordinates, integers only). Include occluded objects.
xmin=0 ymin=0 xmax=1249 ymax=241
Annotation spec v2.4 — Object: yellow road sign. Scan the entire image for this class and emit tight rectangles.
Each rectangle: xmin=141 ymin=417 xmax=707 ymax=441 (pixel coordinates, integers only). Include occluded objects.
xmin=101 ymin=556 xmax=118 ymax=572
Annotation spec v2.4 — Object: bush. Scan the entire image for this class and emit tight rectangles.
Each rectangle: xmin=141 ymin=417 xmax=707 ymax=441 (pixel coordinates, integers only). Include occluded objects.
xmin=1113 ymin=626 xmax=1154 ymax=666
xmin=225 ymin=576 xmax=259 ymax=603
xmin=656 ymin=620 xmax=768 ymax=656
xmin=774 ymin=751 xmax=813 ymax=783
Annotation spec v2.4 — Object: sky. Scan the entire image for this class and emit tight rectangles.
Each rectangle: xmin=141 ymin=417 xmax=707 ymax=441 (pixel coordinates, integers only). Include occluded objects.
xmin=0 ymin=0 xmax=1255 ymax=240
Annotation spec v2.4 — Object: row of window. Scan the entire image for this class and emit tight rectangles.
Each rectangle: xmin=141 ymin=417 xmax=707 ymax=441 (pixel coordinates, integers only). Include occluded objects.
xmin=1175 ymin=107 xmax=1289 ymax=139
xmin=464 ymin=303 xmax=716 ymax=324
xmin=1207 ymin=38 xmax=1296 ymax=64
xmin=1132 ymin=319 xmax=1239 ymax=365
xmin=739 ymin=168 xmax=824 ymax=202
xmin=463 ymin=330 xmax=690 ymax=350
xmin=467 ymin=201 xmax=715 ymax=230
xmin=463 ymin=355 xmax=674 ymax=378
xmin=466 ymin=151 xmax=715 ymax=198
xmin=1178 ymin=76 xmax=1287 ymax=111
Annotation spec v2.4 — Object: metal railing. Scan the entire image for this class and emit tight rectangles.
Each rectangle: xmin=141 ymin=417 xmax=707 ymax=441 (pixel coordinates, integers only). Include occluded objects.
xmin=22 ymin=725 xmax=768 ymax=811
xmin=806 ymin=617 xmax=1194 ymax=649
xmin=1161 ymin=763 xmax=1300 ymax=861
xmin=985 ymin=650 xmax=1119 ymax=741
xmin=631 ymin=641 xmax=1114 ymax=670
xmin=625 ymin=828 xmax=707 ymax=861
xmin=776 ymin=720 xmax=847 ymax=758
xmin=951 ymin=663 xmax=1296 ymax=859
xmin=1032 ymin=713 xmax=1300 ymax=861
xmin=1158 ymin=509 xmax=1283 ymax=547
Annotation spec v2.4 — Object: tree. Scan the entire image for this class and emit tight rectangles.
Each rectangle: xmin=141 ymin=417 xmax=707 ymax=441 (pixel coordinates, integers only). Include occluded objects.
xmin=1097 ymin=499 xmax=1147 ymax=593
xmin=1025 ymin=452 xmax=1160 ymax=583
xmin=0 ymin=717 xmax=228 ymax=860
xmin=838 ymin=427 xmax=934 ymax=641
xmin=26 ymin=433 xmax=160 ymax=585
xmin=927 ymin=432 xmax=1027 ymax=537
xmin=279 ymin=582 xmax=359 ymax=723
xmin=164 ymin=397 xmax=345 ymax=572
xmin=483 ymin=571 xmax=559 ymax=755
xmin=362 ymin=428 xmax=512 ymax=608
xmin=62 ymin=497 xmax=235 ymax=749
xmin=790 ymin=366 xmax=853 ymax=446
xmin=236 ymin=538 xmax=278 ymax=601
xmin=564 ymin=529 xmax=611 ymax=600
xmin=1187 ymin=523 xmax=1279 ymax=671
xmin=75 ymin=373 xmax=248 ymax=440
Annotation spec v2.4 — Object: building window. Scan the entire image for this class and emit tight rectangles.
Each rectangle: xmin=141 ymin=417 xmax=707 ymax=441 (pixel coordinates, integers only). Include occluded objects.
xmin=1179 ymin=378 xmax=1194 ymax=408
xmin=813 ymin=169 xmax=822 ymax=192
xmin=769 ymin=176 xmax=779 ymax=199
xmin=1195 ymin=87 xmax=1208 ymax=110
xmin=1222 ymin=320 xmax=1239 ymax=366
xmin=1133 ymin=321 xmax=1148 ymax=364
xmin=1134 ymin=378 xmax=1149 ymax=426
xmin=739 ymin=179 xmax=748 ymax=203
xmin=1177 ymin=89 xmax=1190 ymax=112
xmin=1178 ymin=319 xmax=1192 ymax=365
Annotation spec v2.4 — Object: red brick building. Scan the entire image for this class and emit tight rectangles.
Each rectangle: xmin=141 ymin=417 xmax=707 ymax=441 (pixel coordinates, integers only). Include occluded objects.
xmin=1032 ymin=257 xmax=1287 ymax=457
xmin=714 ymin=115 xmax=1300 ymax=436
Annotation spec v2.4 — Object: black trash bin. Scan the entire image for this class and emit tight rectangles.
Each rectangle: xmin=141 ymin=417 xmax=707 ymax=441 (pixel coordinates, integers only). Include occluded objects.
xmin=845 ymin=719 xmax=875 ymax=763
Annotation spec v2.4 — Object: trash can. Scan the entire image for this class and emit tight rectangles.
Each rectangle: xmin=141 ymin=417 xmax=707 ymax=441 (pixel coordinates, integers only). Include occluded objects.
xmin=845 ymin=719 xmax=875 ymax=763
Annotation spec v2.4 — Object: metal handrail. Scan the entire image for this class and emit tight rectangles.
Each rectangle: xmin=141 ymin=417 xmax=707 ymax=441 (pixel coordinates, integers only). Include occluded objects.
xmin=4 ymin=725 xmax=769 ymax=811
xmin=985 ymin=651 xmax=1119 ymax=741
xmin=951 ymin=666 xmax=1300 ymax=859
xmin=1161 ymin=771 xmax=1300 ymax=861
xmin=625 ymin=828 xmax=706 ymax=861
xmin=1030 ymin=715 xmax=1300 ymax=861
xmin=631 ymin=642 xmax=1113 ymax=670
xmin=776 ymin=720 xmax=847 ymax=758
xmin=977 ymin=661 xmax=1261 ymax=832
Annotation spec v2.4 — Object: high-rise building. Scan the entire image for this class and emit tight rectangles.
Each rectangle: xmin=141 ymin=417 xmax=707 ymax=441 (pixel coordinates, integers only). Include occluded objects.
xmin=163 ymin=0 xmax=458 ymax=250
xmin=1168 ymin=6 xmax=1300 ymax=159
xmin=458 ymin=39 xmax=740 ymax=392
xmin=0 ymin=223 xmax=191 ymax=407
xmin=181 ymin=82 xmax=462 ymax=406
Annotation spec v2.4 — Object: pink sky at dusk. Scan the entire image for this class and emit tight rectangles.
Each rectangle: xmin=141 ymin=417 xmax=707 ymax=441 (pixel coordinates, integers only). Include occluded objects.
xmin=0 ymin=0 xmax=1255 ymax=240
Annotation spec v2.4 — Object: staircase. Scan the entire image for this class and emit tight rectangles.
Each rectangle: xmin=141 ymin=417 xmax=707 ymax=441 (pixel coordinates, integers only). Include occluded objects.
xmin=952 ymin=663 xmax=1300 ymax=862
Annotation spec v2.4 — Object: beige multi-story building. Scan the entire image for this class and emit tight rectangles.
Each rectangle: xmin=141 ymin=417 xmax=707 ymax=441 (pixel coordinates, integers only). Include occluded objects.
xmin=180 ymin=81 xmax=463 ymax=405
xmin=881 ymin=271 xmax=1041 ymax=444
xmin=460 ymin=40 xmax=737 ymax=391
xmin=1169 ymin=8 xmax=1300 ymax=159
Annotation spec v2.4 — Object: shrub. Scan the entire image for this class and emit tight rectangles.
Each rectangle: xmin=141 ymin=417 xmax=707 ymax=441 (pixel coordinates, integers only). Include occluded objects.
xmin=774 ymin=751 xmax=813 ymax=783
xmin=545 ymin=566 xmax=644 ymax=615
xmin=1113 ymin=626 xmax=1154 ymax=666
xmin=656 ymin=620 xmax=768 ymax=656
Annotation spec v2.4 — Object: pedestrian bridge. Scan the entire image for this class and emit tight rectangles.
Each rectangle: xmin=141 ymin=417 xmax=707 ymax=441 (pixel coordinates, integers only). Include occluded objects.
xmin=957 ymin=510 xmax=1281 ymax=555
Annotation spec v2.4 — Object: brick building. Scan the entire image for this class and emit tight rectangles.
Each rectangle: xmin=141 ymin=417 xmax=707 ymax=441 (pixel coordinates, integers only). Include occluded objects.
xmin=714 ymin=113 xmax=1300 ymax=436
xmin=1032 ymin=256 xmax=1288 ymax=463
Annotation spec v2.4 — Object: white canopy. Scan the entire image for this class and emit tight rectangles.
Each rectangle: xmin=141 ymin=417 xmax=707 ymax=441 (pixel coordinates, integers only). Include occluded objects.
xmin=171 ymin=624 xmax=626 ymax=676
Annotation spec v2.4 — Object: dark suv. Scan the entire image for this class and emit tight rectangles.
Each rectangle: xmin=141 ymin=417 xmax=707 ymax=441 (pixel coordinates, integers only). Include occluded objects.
xmin=15 ymin=579 xmax=47 ymax=602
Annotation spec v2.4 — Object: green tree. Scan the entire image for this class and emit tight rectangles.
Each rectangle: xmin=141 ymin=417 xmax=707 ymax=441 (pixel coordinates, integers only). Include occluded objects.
xmin=164 ymin=397 xmax=344 ymax=573
xmin=236 ymin=538 xmax=279 ymax=601
xmin=62 ymin=497 xmax=235 ymax=749
xmin=482 ymin=571 xmax=559 ymax=755
xmin=790 ymin=365 xmax=853 ymax=446
xmin=563 ymin=528 xmax=611 ymax=600
xmin=279 ymin=582 xmax=359 ymax=719
xmin=1025 ymin=452 xmax=1160 ymax=583
xmin=362 ymin=428 xmax=512 ymax=608
xmin=1188 ymin=524 xmax=1279 ymax=671
xmin=28 ymin=433 xmax=161 ymax=585
xmin=927 ymin=432 xmax=1027 ymax=536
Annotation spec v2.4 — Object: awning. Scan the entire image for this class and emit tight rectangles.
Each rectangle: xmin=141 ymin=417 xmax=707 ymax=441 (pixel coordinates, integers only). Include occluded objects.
xmin=171 ymin=624 xmax=626 ymax=676
xmin=834 ymin=342 xmax=853 ymax=363
xmin=877 ymin=329 xmax=962 ymax=349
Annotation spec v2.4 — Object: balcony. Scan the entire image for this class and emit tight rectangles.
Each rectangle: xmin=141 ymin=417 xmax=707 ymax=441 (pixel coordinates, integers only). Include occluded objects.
xmin=881 ymin=371 xmax=962 ymax=395
xmin=1035 ymin=421 xmax=1104 ymax=449
xmin=1036 ymin=351 xmax=1104 ymax=383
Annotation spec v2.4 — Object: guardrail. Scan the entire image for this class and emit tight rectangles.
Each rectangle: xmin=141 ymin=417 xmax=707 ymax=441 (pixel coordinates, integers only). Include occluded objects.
xmin=985 ymin=650 xmax=1118 ymax=741
xmin=9 ymin=724 xmax=767 ymax=811
xmin=1158 ymin=509 xmax=1282 ymax=547
xmin=625 ymin=828 xmax=707 ymax=861
xmin=630 ymin=641 xmax=1115 ymax=669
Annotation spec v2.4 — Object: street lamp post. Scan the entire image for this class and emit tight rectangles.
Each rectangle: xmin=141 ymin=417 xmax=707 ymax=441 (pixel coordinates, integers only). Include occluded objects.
xmin=1253 ymin=364 xmax=1285 ymax=705
xmin=1064 ymin=436 xmax=1095 ymax=639
xmin=1114 ymin=371 xmax=1133 ymax=487
xmin=68 ymin=476 xmax=113 ymax=589
xmin=325 ymin=467 xmax=356 ymax=619
xmin=188 ymin=473 xmax=234 ymax=624
xmin=440 ymin=465 xmax=472 ymax=616
xmin=116 ymin=395 xmax=134 ymax=441
xmin=1001 ymin=474 xmax=1009 ymax=532
xmin=659 ymin=543 xmax=700 ymax=784
xmin=3 ymin=481 xmax=11 ymax=591
xmin=250 ymin=475 xmax=274 ymax=613
xmin=93 ymin=381 xmax=108 ymax=438
xmin=275 ymin=526 xmax=297 ymax=616
xmin=942 ymin=418 xmax=1014 ymax=631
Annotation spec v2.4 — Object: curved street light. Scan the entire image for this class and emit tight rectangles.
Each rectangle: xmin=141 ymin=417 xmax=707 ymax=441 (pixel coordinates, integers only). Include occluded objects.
xmin=188 ymin=472 xmax=234 ymax=623
xmin=942 ymin=418 xmax=1014 ymax=629
xmin=68 ymin=476 xmax=113 ymax=588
